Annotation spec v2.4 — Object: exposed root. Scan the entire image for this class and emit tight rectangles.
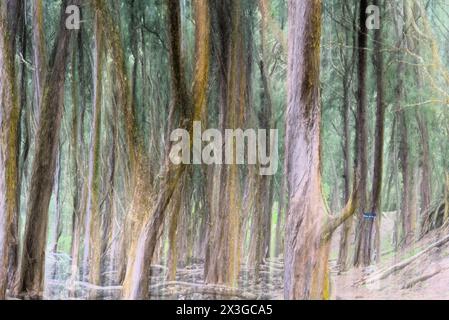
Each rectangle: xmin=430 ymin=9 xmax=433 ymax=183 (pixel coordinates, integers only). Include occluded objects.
xmin=401 ymin=267 xmax=441 ymax=289
xmin=358 ymin=233 xmax=449 ymax=285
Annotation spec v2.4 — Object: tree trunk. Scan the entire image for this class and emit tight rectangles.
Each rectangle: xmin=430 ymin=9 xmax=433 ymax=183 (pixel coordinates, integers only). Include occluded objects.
xmin=353 ymin=0 xmax=370 ymax=267
xmin=204 ymin=0 xmax=249 ymax=288
xmin=32 ymin=0 xmax=47 ymax=120
xmin=83 ymin=10 xmax=104 ymax=298
xmin=16 ymin=0 xmax=80 ymax=299
xmin=0 ymin=1 xmax=21 ymax=299
xmin=50 ymin=145 xmax=63 ymax=279
xmin=68 ymin=26 xmax=83 ymax=297
xmin=369 ymin=0 xmax=385 ymax=263
xmin=121 ymin=0 xmax=192 ymax=299
xmin=284 ymin=0 xmax=357 ymax=300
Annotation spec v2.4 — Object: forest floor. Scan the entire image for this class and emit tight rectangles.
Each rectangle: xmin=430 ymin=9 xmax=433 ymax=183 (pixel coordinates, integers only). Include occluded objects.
xmin=42 ymin=212 xmax=449 ymax=300
xmin=331 ymin=212 xmax=449 ymax=300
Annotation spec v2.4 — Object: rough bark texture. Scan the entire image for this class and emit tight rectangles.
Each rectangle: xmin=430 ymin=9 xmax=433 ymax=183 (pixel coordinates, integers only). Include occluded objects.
xmin=370 ymin=0 xmax=385 ymax=263
xmin=285 ymin=0 xmax=329 ymax=299
xmin=284 ymin=0 xmax=357 ymax=300
xmin=0 ymin=1 xmax=21 ymax=299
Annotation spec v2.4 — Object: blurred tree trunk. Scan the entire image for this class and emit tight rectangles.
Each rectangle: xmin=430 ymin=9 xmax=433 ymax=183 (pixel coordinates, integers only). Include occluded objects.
xmin=32 ymin=0 xmax=46 ymax=120
xmin=0 ymin=0 xmax=21 ymax=299
xmin=395 ymin=0 xmax=414 ymax=246
xmin=121 ymin=0 xmax=191 ymax=299
xmin=83 ymin=9 xmax=104 ymax=298
xmin=16 ymin=0 xmax=80 ymax=299
xmin=50 ymin=145 xmax=63 ymax=278
xmin=353 ymin=0 xmax=370 ymax=267
xmin=205 ymin=0 xmax=248 ymax=287
xmin=370 ymin=0 xmax=385 ymax=264
xmin=11 ymin=0 xmax=27 ymax=289
xmin=337 ymin=2 xmax=355 ymax=272
xmin=69 ymin=26 xmax=85 ymax=297
xmin=93 ymin=0 xmax=148 ymax=286
xmin=247 ymin=1 xmax=274 ymax=273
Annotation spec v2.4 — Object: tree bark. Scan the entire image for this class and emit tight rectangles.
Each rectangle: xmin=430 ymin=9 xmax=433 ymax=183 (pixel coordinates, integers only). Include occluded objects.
xmin=353 ymin=0 xmax=370 ymax=267
xmin=284 ymin=0 xmax=357 ymax=300
xmin=83 ymin=9 xmax=104 ymax=298
xmin=0 ymin=1 xmax=21 ymax=299
xmin=369 ymin=0 xmax=385 ymax=264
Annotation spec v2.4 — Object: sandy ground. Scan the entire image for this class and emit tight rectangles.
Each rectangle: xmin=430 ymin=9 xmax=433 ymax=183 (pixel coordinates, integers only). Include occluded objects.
xmin=331 ymin=212 xmax=449 ymax=300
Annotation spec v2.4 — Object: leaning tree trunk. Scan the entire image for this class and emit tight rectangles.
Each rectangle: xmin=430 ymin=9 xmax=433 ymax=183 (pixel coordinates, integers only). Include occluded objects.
xmin=121 ymin=0 xmax=191 ymax=299
xmin=284 ymin=0 xmax=357 ymax=300
xmin=93 ymin=0 xmax=152 ymax=286
xmin=16 ymin=0 xmax=80 ymax=299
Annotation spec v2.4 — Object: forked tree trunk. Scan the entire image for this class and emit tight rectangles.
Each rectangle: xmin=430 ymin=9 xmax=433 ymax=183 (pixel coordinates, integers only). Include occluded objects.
xmin=284 ymin=0 xmax=357 ymax=300
xmin=121 ymin=0 xmax=192 ymax=299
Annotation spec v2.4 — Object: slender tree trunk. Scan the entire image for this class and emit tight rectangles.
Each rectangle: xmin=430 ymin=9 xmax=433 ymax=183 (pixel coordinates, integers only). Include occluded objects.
xmin=11 ymin=1 xmax=27 ymax=289
xmin=50 ymin=145 xmax=63 ymax=279
xmin=273 ymin=175 xmax=286 ymax=257
xmin=32 ymin=0 xmax=47 ymax=120
xmin=68 ymin=27 xmax=83 ymax=297
xmin=0 ymin=2 xmax=21 ymax=299
xmin=353 ymin=0 xmax=370 ymax=267
xmin=369 ymin=0 xmax=385 ymax=263
xmin=83 ymin=10 xmax=104 ymax=298
xmin=399 ymin=108 xmax=413 ymax=245
xmin=337 ymin=60 xmax=353 ymax=272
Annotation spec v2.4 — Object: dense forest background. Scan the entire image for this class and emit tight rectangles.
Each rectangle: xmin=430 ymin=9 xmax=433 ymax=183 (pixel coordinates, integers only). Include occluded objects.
xmin=1 ymin=0 xmax=449 ymax=300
